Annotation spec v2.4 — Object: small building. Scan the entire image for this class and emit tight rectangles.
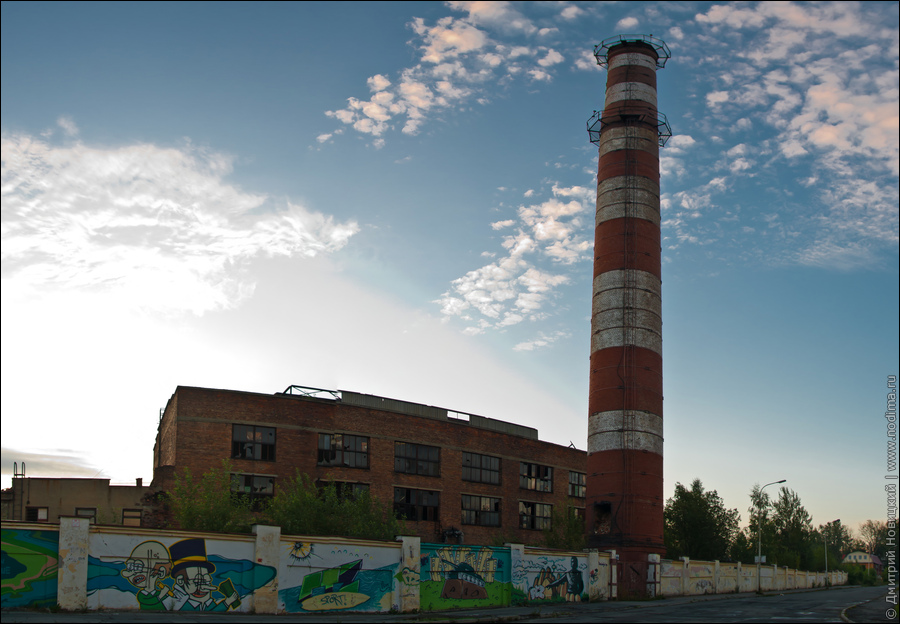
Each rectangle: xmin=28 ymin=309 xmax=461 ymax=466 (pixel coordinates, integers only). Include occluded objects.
xmin=1 ymin=476 xmax=150 ymax=526
xmin=841 ymin=551 xmax=883 ymax=574
xmin=151 ymin=385 xmax=587 ymax=545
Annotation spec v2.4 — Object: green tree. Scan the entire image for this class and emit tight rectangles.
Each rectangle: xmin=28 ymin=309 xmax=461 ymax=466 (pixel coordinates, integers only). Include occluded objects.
xmin=769 ymin=487 xmax=812 ymax=568
xmin=168 ymin=460 xmax=255 ymax=533
xmin=747 ymin=483 xmax=774 ymax=561
xmin=858 ymin=519 xmax=891 ymax=560
xmin=664 ymin=479 xmax=740 ymax=561
xmin=264 ymin=472 xmax=405 ymax=541
xmin=543 ymin=506 xmax=587 ymax=551
xmin=730 ymin=528 xmax=756 ymax=565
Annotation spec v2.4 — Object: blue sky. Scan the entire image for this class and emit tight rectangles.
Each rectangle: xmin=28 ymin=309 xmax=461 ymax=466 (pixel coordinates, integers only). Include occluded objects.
xmin=2 ymin=1 xmax=897 ymax=535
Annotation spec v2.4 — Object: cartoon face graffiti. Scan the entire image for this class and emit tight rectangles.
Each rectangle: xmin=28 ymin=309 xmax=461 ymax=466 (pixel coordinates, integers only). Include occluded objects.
xmin=120 ymin=541 xmax=170 ymax=591
xmin=167 ymin=538 xmax=238 ymax=612
xmin=173 ymin=565 xmax=216 ymax=603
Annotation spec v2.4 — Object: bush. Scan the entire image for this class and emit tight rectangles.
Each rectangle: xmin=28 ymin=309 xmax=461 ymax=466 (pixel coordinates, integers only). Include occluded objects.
xmin=167 ymin=460 xmax=255 ymax=533
xmin=265 ymin=472 xmax=405 ymax=541
xmin=543 ymin=506 xmax=586 ymax=551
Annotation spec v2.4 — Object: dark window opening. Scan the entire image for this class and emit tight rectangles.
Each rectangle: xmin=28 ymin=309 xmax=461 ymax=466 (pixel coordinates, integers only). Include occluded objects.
xmin=317 ymin=433 xmax=369 ymax=468
xmin=316 ymin=480 xmax=370 ymax=500
xmin=520 ymin=462 xmax=553 ymax=492
xmin=568 ymin=471 xmax=586 ymax=498
xmin=394 ymin=442 xmax=440 ymax=477
xmin=394 ymin=487 xmax=439 ymax=522
xmin=462 ymin=452 xmax=501 ymax=485
xmin=519 ymin=501 xmax=552 ymax=530
xmin=461 ymin=495 xmax=501 ymax=527
xmin=231 ymin=425 xmax=276 ymax=461
xmin=232 ymin=473 xmax=275 ymax=510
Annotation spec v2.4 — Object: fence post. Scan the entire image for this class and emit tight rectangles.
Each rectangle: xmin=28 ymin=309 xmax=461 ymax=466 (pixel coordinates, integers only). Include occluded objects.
xmin=57 ymin=517 xmax=90 ymax=611
xmin=251 ymin=525 xmax=281 ymax=614
xmin=397 ymin=535 xmax=421 ymax=613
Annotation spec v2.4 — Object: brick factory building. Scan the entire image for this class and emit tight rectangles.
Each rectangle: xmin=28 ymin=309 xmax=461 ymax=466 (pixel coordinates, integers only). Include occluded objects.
xmin=151 ymin=385 xmax=587 ymax=546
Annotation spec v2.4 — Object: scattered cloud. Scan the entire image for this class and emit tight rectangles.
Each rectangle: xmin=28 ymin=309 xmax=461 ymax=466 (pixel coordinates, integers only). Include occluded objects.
xmin=324 ymin=4 xmax=591 ymax=144
xmin=436 ymin=183 xmax=591 ymax=336
xmin=514 ymin=330 xmax=571 ymax=352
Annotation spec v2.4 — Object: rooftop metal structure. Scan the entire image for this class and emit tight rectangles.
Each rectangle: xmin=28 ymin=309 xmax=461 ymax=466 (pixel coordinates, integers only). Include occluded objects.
xmin=279 ymin=385 xmax=539 ymax=440
xmin=593 ymin=34 xmax=671 ymax=69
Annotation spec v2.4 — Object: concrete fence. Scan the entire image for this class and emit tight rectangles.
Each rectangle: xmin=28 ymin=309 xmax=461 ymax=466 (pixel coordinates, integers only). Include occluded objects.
xmin=2 ymin=520 xmax=844 ymax=613
xmin=654 ymin=557 xmax=847 ymax=596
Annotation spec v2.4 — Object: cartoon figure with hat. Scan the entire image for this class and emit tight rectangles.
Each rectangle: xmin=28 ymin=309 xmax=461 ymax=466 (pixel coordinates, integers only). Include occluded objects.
xmin=168 ymin=538 xmax=240 ymax=611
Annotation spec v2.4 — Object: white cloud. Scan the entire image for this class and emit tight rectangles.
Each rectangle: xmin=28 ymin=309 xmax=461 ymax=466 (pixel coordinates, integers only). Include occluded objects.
xmin=616 ymin=17 xmax=639 ymax=31
xmin=707 ymin=91 xmax=730 ymax=107
xmin=1 ymin=132 xmax=359 ymax=316
xmin=367 ymin=74 xmax=392 ymax=92
xmin=538 ymin=49 xmax=564 ymax=67
xmin=574 ymin=49 xmax=600 ymax=71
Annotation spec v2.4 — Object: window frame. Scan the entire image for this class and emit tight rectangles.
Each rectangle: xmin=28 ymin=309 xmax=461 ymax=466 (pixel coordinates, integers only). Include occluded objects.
xmin=519 ymin=462 xmax=553 ymax=492
xmin=462 ymin=452 xmax=501 ymax=485
xmin=25 ymin=507 xmax=49 ymax=522
xmin=519 ymin=501 xmax=552 ymax=531
xmin=393 ymin=487 xmax=440 ymax=522
xmin=122 ymin=509 xmax=142 ymax=527
xmin=75 ymin=507 xmax=97 ymax=523
xmin=316 ymin=480 xmax=370 ymax=500
xmin=568 ymin=471 xmax=586 ymax=498
xmin=231 ymin=473 xmax=275 ymax=510
xmin=394 ymin=442 xmax=440 ymax=477
xmin=461 ymin=494 xmax=501 ymax=527
xmin=317 ymin=433 xmax=370 ymax=469
xmin=231 ymin=424 xmax=276 ymax=462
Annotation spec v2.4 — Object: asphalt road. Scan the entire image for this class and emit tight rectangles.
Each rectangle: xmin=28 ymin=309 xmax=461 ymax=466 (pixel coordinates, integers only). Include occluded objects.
xmin=0 ymin=585 xmax=893 ymax=623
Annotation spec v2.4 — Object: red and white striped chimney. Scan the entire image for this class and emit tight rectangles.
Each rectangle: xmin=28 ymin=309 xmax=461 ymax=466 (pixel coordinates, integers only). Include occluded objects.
xmin=586 ymin=35 xmax=670 ymax=571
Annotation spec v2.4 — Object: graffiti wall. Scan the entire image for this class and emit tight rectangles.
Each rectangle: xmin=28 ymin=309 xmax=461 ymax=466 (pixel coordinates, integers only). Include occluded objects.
xmin=512 ymin=549 xmax=588 ymax=604
xmin=2 ymin=521 xmax=847 ymax=613
xmin=419 ymin=544 xmax=510 ymax=610
xmin=1 ymin=527 xmax=60 ymax=608
xmin=85 ymin=531 xmax=275 ymax=612
xmin=278 ymin=538 xmax=399 ymax=613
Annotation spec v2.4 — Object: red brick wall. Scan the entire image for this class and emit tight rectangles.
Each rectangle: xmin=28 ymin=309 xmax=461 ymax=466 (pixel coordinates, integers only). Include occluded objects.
xmin=152 ymin=386 xmax=586 ymax=545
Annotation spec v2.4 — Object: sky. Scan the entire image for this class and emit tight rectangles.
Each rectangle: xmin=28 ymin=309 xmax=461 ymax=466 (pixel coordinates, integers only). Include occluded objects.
xmin=2 ymin=1 xmax=897 ymax=536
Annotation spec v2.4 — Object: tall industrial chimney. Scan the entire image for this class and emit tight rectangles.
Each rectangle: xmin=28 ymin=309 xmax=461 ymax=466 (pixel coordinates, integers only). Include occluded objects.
xmin=586 ymin=35 xmax=670 ymax=590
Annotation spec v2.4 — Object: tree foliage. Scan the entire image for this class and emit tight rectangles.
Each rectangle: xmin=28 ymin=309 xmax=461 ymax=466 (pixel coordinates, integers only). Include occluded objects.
xmin=167 ymin=463 xmax=405 ymax=540
xmin=543 ymin=506 xmax=587 ymax=551
xmin=770 ymin=487 xmax=813 ymax=568
xmin=168 ymin=460 xmax=255 ymax=533
xmin=264 ymin=472 xmax=405 ymax=541
xmin=858 ymin=519 xmax=891 ymax=561
xmin=664 ymin=478 xmax=740 ymax=561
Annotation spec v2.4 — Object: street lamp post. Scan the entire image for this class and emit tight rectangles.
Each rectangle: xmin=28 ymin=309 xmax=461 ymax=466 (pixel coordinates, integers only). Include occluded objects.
xmin=757 ymin=479 xmax=786 ymax=594
xmin=825 ymin=519 xmax=839 ymax=589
